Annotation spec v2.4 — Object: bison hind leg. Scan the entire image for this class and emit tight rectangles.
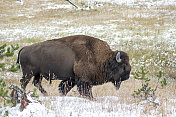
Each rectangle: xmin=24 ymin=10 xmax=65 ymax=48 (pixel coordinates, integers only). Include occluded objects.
xmin=58 ymin=80 xmax=75 ymax=96
xmin=33 ymin=73 xmax=48 ymax=96
xmin=20 ymin=73 xmax=33 ymax=91
xmin=77 ymin=81 xmax=93 ymax=99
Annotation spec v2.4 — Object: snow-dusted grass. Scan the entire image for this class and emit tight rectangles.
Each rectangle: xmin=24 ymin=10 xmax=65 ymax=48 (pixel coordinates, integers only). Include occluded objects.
xmin=0 ymin=94 xmax=54 ymax=117
xmin=1 ymin=95 xmax=176 ymax=117
xmin=40 ymin=96 xmax=176 ymax=117
xmin=0 ymin=0 xmax=176 ymax=116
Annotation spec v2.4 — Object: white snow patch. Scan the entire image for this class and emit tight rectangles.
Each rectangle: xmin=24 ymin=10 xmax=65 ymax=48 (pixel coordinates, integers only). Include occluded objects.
xmin=0 ymin=94 xmax=54 ymax=117
xmin=1 ymin=103 xmax=54 ymax=117
xmin=39 ymin=96 xmax=176 ymax=117
xmin=41 ymin=3 xmax=74 ymax=10
xmin=16 ymin=0 xmax=24 ymax=5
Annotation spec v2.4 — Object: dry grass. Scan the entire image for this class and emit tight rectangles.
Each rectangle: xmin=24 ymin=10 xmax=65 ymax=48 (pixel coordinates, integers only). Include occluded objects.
xmin=3 ymin=76 xmax=176 ymax=99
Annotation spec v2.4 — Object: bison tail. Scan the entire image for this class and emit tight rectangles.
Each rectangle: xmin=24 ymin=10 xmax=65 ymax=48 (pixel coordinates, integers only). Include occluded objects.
xmin=16 ymin=47 xmax=23 ymax=68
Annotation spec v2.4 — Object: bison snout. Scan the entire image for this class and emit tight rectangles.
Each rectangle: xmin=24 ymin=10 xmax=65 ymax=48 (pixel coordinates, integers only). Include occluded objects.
xmin=121 ymin=74 xmax=130 ymax=81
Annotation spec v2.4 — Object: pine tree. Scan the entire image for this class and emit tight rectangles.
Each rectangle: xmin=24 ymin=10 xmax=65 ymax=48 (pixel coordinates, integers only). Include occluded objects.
xmin=0 ymin=44 xmax=19 ymax=72
xmin=132 ymin=66 xmax=167 ymax=102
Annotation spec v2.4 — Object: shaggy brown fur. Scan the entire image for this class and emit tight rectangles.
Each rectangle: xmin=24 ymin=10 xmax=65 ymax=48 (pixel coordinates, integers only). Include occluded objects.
xmin=51 ymin=35 xmax=114 ymax=83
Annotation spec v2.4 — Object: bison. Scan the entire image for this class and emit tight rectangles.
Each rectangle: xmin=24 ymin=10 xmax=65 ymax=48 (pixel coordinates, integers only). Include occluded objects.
xmin=17 ymin=35 xmax=131 ymax=99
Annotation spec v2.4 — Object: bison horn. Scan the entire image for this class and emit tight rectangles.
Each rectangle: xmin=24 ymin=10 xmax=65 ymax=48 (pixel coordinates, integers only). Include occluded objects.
xmin=116 ymin=52 xmax=121 ymax=63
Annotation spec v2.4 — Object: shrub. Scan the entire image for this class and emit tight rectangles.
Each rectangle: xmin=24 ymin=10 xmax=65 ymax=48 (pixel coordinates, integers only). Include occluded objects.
xmin=0 ymin=78 xmax=40 ymax=116
xmin=132 ymin=66 xmax=167 ymax=101
xmin=0 ymin=44 xmax=19 ymax=72
xmin=0 ymin=78 xmax=11 ymax=107
xmin=31 ymin=88 xmax=39 ymax=98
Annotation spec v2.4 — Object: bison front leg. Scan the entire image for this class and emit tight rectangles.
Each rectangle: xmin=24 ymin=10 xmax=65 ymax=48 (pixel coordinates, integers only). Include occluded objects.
xmin=77 ymin=81 xmax=93 ymax=99
xmin=33 ymin=74 xmax=48 ymax=96
xmin=58 ymin=80 xmax=75 ymax=96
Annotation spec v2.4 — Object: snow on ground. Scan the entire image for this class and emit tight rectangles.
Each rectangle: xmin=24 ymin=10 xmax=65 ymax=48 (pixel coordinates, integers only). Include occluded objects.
xmin=0 ymin=93 xmax=54 ymax=117
xmin=0 ymin=0 xmax=175 ymax=43
xmin=40 ymin=96 xmax=176 ymax=117
xmin=1 ymin=96 xmax=176 ymax=117
xmin=41 ymin=3 xmax=74 ymax=10
xmin=1 ymin=20 xmax=175 ymax=44
xmin=1 ymin=103 xmax=54 ymax=117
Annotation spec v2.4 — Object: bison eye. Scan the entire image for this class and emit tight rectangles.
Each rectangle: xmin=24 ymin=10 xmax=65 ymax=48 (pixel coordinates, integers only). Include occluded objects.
xmin=123 ymin=58 xmax=126 ymax=61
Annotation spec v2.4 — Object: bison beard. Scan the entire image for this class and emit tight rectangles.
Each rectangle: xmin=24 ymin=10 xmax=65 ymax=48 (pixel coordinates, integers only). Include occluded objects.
xmin=17 ymin=35 xmax=131 ymax=99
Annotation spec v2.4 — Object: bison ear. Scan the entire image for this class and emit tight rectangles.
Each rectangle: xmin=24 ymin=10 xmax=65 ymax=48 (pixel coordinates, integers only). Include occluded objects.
xmin=116 ymin=52 xmax=121 ymax=63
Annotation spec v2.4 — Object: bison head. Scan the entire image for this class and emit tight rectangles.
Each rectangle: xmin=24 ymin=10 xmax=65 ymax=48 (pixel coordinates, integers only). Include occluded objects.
xmin=108 ymin=51 xmax=131 ymax=90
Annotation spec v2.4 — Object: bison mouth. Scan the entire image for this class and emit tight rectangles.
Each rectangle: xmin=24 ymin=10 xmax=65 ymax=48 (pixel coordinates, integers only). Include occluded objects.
xmin=121 ymin=73 xmax=130 ymax=81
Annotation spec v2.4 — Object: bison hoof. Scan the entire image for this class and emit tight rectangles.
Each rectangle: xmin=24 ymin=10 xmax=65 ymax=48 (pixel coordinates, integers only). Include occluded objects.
xmin=91 ymin=97 xmax=96 ymax=101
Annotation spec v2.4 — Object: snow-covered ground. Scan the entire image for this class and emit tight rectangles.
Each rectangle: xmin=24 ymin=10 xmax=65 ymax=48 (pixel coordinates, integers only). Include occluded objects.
xmin=1 ymin=96 xmax=176 ymax=117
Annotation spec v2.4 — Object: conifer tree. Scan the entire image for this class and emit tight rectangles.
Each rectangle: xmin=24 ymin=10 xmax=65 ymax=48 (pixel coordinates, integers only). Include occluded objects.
xmin=0 ymin=44 xmax=19 ymax=72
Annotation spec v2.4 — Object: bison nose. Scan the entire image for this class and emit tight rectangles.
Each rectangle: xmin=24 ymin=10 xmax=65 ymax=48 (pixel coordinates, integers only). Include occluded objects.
xmin=127 ymin=64 xmax=131 ymax=73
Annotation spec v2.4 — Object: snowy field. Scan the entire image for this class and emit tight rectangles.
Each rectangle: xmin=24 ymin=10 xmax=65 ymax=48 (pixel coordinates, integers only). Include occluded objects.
xmin=0 ymin=0 xmax=176 ymax=117
xmin=1 ymin=95 xmax=176 ymax=117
